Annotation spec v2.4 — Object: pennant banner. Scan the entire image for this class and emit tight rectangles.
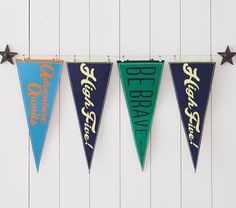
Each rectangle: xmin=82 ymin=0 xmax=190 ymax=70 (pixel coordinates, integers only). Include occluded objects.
xmin=117 ymin=60 xmax=164 ymax=170
xmin=17 ymin=59 xmax=63 ymax=171
xmin=67 ymin=62 xmax=112 ymax=170
xmin=169 ymin=62 xmax=215 ymax=170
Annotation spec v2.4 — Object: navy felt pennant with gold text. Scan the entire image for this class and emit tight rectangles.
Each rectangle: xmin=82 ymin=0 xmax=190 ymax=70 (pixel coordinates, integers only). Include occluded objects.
xmin=170 ymin=62 xmax=215 ymax=171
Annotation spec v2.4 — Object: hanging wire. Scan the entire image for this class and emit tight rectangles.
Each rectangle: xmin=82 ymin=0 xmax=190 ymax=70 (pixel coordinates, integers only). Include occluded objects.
xmin=16 ymin=53 xmax=219 ymax=61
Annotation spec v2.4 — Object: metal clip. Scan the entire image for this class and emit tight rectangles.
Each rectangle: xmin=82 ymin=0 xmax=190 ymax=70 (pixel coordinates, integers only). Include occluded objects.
xmin=121 ymin=55 xmax=125 ymax=62
xmin=108 ymin=55 xmax=110 ymax=62
xmin=210 ymin=54 xmax=213 ymax=62
xmin=174 ymin=55 xmax=177 ymax=61
xmin=158 ymin=55 xmax=162 ymax=62
xmin=73 ymin=55 xmax=76 ymax=62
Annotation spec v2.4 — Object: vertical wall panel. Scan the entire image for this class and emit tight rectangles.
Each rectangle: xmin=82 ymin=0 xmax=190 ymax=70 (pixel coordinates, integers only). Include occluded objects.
xmin=151 ymin=0 xmax=180 ymax=56
xmin=212 ymin=0 xmax=236 ymax=207
xmin=60 ymin=0 xmax=89 ymax=207
xmin=90 ymin=0 xmax=119 ymax=207
xmin=90 ymin=0 xmax=119 ymax=56
xmin=60 ymin=0 xmax=89 ymax=56
xmin=121 ymin=0 xmax=149 ymax=57
xmin=181 ymin=0 xmax=211 ymax=55
xmin=151 ymin=0 xmax=181 ymax=207
xmin=60 ymin=63 xmax=89 ymax=208
xmin=89 ymin=62 xmax=119 ymax=208
xmin=30 ymin=0 xmax=59 ymax=56
xmin=30 ymin=0 xmax=60 ymax=207
xmin=120 ymin=0 xmax=150 ymax=207
xmin=0 ymin=0 xmax=28 ymax=207
xmin=181 ymin=0 xmax=212 ymax=208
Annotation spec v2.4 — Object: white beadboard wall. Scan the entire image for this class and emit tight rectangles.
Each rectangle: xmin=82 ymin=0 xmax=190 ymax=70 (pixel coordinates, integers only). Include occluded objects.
xmin=0 ymin=0 xmax=235 ymax=207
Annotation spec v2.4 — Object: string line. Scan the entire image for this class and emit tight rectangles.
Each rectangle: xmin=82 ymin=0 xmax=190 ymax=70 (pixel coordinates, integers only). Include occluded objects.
xmin=17 ymin=54 xmax=219 ymax=58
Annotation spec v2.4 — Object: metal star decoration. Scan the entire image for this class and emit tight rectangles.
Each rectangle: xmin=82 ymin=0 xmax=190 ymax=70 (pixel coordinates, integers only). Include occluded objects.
xmin=0 ymin=45 xmax=18 ymax=65
xmin=218 ymin=46 xmax=236 ymax=65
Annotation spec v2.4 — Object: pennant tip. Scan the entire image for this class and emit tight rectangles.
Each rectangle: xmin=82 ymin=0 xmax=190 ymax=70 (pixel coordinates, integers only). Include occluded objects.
xmin=193 ymin=161 xmax=198 ymax=173
xmin=36 ymin=164 xmax=40 ymax=173
xmin=87 ymin=160 xmax=92 ymax=173
xmin=140 ymin=161 xmax=145 ymax=171
xmin=35 ymin=159 xmax=41 ymax=173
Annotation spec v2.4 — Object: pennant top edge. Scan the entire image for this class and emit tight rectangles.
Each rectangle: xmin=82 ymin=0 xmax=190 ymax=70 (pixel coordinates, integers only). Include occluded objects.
xmin=16 ymin=58 xmax=64 ymax=63
xmin=169 ymin=61 xmax=216 ymax=63
xmin=66 ymin=60 xmax=112 ymax=63
xmin=117 ymin=60 xmax=164 ymax=63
